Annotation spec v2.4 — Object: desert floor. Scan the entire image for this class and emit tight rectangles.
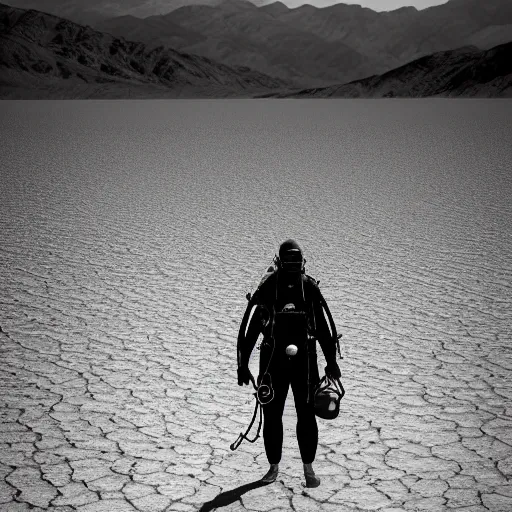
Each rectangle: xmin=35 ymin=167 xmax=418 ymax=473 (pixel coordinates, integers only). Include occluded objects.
xmin=1 ymin=99 xmax=511 ymax=511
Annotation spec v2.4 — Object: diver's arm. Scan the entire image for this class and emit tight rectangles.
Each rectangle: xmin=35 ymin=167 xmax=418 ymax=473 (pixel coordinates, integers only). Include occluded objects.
xmin=237 ymin=273 xmax=273 ymax=371
xmin=237 ymin=298 xmax=255 ymax=368
xmin=236 ymin=292 xmax=265 ymax=386
xmin=237 ymin=303 xmax=262 ymax=369
xmin=310 ymin=283 xmax=342 ymax=378
xmin=314 ymin=301 xmax=337 ymax=365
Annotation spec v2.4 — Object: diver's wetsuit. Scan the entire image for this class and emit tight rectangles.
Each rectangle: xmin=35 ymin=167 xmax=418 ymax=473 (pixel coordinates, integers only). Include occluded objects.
xmin=260 ymin=338 xmax=319 ymax=464
xmin=237 ymin=269 xmax=338 ymax=465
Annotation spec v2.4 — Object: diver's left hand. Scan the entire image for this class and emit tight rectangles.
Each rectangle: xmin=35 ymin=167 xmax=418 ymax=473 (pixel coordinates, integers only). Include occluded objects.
xmin=325 ymin=362 xmax=341 ymax=381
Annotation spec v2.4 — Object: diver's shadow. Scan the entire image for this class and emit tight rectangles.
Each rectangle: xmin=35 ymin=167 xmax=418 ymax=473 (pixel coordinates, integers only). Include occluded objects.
xmin=199 ymin=479 xmax=270 ymax=511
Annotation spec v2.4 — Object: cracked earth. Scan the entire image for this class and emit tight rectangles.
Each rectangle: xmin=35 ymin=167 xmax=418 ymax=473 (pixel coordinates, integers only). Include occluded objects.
xmin=1 ymin=100 xmax=512 ymax=511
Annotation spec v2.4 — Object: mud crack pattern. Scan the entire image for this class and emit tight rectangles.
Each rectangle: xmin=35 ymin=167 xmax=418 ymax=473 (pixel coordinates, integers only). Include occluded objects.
xmin=1 ymin=100 xmax=512 ymax=511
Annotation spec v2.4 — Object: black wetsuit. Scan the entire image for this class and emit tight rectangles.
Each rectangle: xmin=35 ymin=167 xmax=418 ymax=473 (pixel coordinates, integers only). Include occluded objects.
xmin=237 ymin=270 xmax=338 ymax=465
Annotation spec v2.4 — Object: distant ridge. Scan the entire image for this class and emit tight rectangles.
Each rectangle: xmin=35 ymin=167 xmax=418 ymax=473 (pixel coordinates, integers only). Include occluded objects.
xmin=260 ymin=1 xmax=290 ymax=16
xmin=263 ymin=43 xmax=512 ymax=98
xmin=149 ymin=0 xmax=373 ymax=86
xmin=0 ymin=3 xmax=290 ymax=98
xmin=72 ymin=0 xmax=512 ymax=87
xmin=0 ymin=0 xmax=228 ymax=24
xmin=1 ymin=2 xmax=511 ymax=98
xmin=94 ymin=13 xmax=206 ymax=51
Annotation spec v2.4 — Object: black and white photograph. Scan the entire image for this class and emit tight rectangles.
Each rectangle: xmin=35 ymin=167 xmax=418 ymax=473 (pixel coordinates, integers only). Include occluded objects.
xmin=1 ymin=0 xmax=511 ymax=510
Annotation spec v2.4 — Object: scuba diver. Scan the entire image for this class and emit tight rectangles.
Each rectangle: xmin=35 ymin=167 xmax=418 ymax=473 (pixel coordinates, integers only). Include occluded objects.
xmin=236 ymin=239 xmax=342 ymax=488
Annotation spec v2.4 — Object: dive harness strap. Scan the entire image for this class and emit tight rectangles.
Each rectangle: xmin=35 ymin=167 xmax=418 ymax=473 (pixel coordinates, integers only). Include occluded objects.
xmin=230 ymin=374 xmax=263 ymax=451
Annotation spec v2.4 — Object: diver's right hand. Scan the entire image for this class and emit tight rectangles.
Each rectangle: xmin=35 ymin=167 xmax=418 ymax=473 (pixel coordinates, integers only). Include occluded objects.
xmin=237 ymin=366 xmax=253 ymax=386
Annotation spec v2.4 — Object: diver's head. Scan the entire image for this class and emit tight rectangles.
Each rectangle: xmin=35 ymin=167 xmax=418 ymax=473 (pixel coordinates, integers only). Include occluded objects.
xmin=276 ymin=239 xmax=305 ymax=273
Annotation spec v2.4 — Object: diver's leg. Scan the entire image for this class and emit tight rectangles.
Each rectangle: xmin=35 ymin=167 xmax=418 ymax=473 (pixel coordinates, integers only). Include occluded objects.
xmin=261 ymin=367 xmax=289 ymax=481
xmin=262 ymin=374 xmax=288 ymax=464
xmin=291 ymin=358 xmax=321 ymax=487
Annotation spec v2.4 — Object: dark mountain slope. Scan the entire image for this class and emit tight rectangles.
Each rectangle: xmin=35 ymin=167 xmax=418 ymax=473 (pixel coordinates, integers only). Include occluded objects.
xmin=271 ymin=0 xmax=512 ymax=66
xmin=0 ymin=3 xmax=290 ymax=98
xmin=379 ymin=0 xmax=512 ymax=62
xmin=1 ymin=0 xmax=127 ymax=24
xmin=82 ymin=0 xmax=512 ymax=87
xmin=271 ymin=2 xmax=406 ymax=75
xmin=1 ymin=0 xmax=227 ymax=24
xmin=266 ymin=43 xmax=512 ymax=98
xmin=94 ymin=14 xmax=206 ymax=50
xmin=108 ymin=0 xmax=373 ymax=86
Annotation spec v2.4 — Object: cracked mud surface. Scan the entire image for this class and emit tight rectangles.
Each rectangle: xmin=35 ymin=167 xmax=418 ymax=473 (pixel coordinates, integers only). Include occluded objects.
xmin=1 ymin=100 xmax=512 ymax=511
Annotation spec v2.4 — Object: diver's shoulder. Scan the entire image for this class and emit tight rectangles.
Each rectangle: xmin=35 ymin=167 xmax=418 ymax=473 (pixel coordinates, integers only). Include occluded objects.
xmin=304 ymin=273 xmax=319 ymax=285
xmin=253 ymin=266 xmax=277 ymax=298
xmin=303 ymin=273 xmax=321 ymax=291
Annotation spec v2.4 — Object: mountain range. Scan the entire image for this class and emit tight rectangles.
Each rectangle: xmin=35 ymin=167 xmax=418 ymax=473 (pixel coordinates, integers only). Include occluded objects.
xmin=0 ymin=3 xmax=290 ymax=98
xmin=5 ymin=0 xmax=510 ymax=87
xmin=263 ymin=43 xmax=512 ymax=97
xmin=0 ymin=1 xmax=511 ymax=98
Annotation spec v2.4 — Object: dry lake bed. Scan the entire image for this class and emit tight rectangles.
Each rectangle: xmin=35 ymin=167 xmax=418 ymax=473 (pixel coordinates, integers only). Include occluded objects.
xmin=1 ymin=99 xmax=511 ymax=511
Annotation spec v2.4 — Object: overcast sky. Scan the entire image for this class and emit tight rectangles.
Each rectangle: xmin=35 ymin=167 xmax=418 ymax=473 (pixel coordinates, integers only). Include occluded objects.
xmin=280 ymin=0 xmax=450 ymax=10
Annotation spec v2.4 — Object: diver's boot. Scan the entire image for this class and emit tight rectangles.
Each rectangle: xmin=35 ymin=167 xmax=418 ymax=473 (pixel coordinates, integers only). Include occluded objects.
xmin=304 ymin=463 xmax=321 ymax=488
xmin=261 ymin=463 xmax=279 ymax=484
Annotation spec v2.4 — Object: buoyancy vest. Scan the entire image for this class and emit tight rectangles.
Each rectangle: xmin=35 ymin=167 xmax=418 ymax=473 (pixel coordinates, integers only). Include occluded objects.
xmin=237 ymin=266 xmax=341 ymax=368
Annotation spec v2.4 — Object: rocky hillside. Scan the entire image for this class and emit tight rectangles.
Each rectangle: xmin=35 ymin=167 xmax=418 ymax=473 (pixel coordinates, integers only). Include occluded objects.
xmin=5 ymin=0 xmax=512 ymax=87
xmin=1 ymin=2 xmax=510 ymax=99
xmin=96 ymin=0 xmax=512 ymax=86
xmin=264 ymin=43 xmax=512 ymax=98
xmin=0 ymin=3 xmax=290 ymax=98
xmin=136 ymin=0 xmax=373 ymax=86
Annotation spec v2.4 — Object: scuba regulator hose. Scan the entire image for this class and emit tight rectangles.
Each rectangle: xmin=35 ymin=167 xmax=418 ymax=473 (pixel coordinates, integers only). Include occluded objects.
xmin=230 ymin=373 xmax=273 ymax=451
